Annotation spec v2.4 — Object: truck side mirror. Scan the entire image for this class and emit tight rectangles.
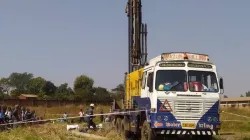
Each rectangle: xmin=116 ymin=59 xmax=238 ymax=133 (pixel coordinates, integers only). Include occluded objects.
xmin=219 ymin=77 xmax=224 ymax=94
xmin=219 ymin=78 xmax=223 ymax=89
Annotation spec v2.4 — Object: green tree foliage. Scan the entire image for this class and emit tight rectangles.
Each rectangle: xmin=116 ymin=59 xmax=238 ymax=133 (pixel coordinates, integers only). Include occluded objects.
xmin=56 ymin=83 xmax=71 ymax=94
xmin=111 ymin=84 xmax=125 ymax=101
xmin=54 ymin=83 xmax=74 ymax=100
xmin=74 ymin=88 xmax=94 ymax=102
xmin=246 ymin=91 xmax=250 ymax=97
xmin=73 ymin=75 xmax=94 ymax=101
xmin=0 ymin=72 xmax=124 ymax=102
xmin=26 ymin=77 xmax=46 ymax=94
xmin=0 ymin=92 xmax=9 ymax=99
xmin=74 ymin=75 xmax=94 ymax=90
xmin=10 ymin=89 xmax=27 ymax=97
xmin=93 ymin=87 xmax=112 ymax=102
xmin=42 ymin=81 xmax=57 ymax=96
xmin=8 ymin=72 xmax=33 ymax=90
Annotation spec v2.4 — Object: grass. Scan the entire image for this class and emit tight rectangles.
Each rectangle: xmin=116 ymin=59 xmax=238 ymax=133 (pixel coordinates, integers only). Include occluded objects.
xmin=220 ymin=107 xmax=250 ymax=132
xmin=0 ymin=122 xmax=124 ymax=140
xmin=0 ymin=104 xmax=125 ymax=140
xmin=3 ymin=105 xmax=250 ymax=140
xmin=217 ymin=107 xmax=250 ymax=140
xmin=0 ymin=123 xmax=81 ymax=140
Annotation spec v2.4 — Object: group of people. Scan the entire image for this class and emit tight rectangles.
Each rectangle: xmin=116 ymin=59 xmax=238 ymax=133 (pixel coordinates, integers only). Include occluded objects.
xmin=1 ymin=103 xmax=112 ymax=131
xmin=73 ymin=103 xmax=111 ymax=130
xmin=0 ymin=105 xmax=37 ymax=124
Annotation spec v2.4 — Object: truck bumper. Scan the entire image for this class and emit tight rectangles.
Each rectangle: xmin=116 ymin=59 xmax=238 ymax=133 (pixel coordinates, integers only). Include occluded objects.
xmin=151 ymin=120 xmax=220 ymax=136
xmin=154 ymin=129 xmax=218 ymax=135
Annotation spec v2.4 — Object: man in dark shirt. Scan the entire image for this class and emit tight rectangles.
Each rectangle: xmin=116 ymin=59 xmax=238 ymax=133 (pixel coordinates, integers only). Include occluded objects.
xmin=87 ymin=104 xmax=96 ymax=130
xmin=12 ymin=105 xmax=20 ymax=122
xmin=12 ymin=105 xmax=20 ymax=128
xmin=25 ymin=108 xmax=32 ymax=121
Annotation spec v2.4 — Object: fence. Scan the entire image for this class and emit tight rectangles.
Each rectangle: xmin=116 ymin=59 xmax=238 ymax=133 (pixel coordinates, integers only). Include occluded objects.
xmin=0 ymin=99 xmax=111 ymax=107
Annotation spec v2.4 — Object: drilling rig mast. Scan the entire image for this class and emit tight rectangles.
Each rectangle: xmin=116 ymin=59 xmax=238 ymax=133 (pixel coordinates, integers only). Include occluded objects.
xmin=126 ymin=0 xmax=147 ymax=73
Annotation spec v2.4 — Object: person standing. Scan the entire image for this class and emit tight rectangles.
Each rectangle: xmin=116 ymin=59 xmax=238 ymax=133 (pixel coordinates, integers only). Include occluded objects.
xmin=12 ymin=105 xmax=20 ymax=128
xmin=87 ymin=104 xmax=96 ymax=129
xmin=0 ymin=107 xmax=4 ymax=124
xmin=25 ymin=108 xmax=32 ymax=121
xmin=21 ymin=107 xmax=26 ymax=121
xmin=79 ymin=109 xmax=84 ymax=123
xmin=63 ymin=112 xmax=68 ymax=122
xmin=5 ymin=107 xmax=12 ymax=122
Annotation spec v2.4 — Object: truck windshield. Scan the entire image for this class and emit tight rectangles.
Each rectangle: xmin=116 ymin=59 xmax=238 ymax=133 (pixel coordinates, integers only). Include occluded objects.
xmin=155 ymin=70 xmax=187 ymax=91
xmin=188 ymin=70 xmax=219 ymax=92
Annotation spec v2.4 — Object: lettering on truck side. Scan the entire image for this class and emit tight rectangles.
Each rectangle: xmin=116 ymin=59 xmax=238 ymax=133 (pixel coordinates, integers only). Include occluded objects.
xmin=198 ymin=123 xmax=214 ymax=129
xmin=166 ymin=122 xmax=181 ymax=128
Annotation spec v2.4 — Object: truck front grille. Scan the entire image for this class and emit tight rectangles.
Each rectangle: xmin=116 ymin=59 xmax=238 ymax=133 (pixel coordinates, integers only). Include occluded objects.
xmin=174 ymin=101 xmax=203 ymax=114
xmin=158 ymin=98 xmax=217 ymax=121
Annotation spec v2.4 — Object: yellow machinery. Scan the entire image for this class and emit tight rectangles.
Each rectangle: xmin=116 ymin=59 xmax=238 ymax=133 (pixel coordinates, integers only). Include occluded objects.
xmin=125 ymin=68 xmax=144 ymax=109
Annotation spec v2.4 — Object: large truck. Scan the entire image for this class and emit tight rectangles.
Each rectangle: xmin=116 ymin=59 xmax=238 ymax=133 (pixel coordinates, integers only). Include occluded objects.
xmin=111 ymin=1 xmax=224 ymax=140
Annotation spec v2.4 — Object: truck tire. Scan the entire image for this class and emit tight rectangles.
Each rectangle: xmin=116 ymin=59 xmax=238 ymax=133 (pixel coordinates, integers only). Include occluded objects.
xmin=115 ymin=118 xmax=122 ymax=135
xmin=141 ymin=120 xmax=156 ymax=140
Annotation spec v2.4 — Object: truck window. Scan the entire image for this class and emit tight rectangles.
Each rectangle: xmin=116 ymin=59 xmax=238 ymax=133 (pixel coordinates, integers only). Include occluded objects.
xmin=147 ymin=72 xmax=153 ymax=92
xmin=155 ymin=70 xmax=187 ymax=91
xmin=141 ymin=72 xmax=147 ymax=89
xmin=188 ymin=70 xmax=219 ymax=92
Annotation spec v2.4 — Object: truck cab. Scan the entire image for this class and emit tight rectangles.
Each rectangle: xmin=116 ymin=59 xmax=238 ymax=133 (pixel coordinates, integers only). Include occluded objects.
xmin=138 ymin=52 xmax=224 ymax=138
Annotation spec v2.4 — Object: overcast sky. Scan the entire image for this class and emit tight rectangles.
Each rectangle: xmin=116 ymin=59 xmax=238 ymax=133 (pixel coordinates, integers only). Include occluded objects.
xmin=1 ymin=0 xmax=249 ymax=97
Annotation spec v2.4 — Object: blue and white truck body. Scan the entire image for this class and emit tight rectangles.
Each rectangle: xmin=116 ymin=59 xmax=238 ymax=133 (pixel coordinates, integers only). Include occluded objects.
xmin=112 ymin=52 xmax=224 ymax=139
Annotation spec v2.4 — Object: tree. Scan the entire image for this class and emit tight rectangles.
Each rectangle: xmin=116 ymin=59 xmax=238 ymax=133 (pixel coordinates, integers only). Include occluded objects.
xmin=93 ymin=87 xmax=112 ymax=102
xmin=74 ymin=75 xmax=94 ymax=91
xmin=246 ymin=91 xmax=250 ymax=97
xmin=8 ymin=72 xmax=33 ymax=90
xmin=26 ymin=77 xmax=46 ymax=94
xmin=54 ymin=83 xmax=74 ymax=100
xmin=241 ymin=94 xmax=244 ymax=97
xmin=111 ymin=84 xmax=125 ymax=100
xmin=10 ymin=89 xmax=26 ymax=97
xmin=74 ymin=88 xmax=94 ymax=102
xmin=42 ymin=81 xmax=57 ymax=96
xmin=0 ymin=89 xmax=9 ymax=99
xmin=56 ymin=83 xmax=73 ymax=94
xmin=0 ymin=78 xmax=11 ymax=94
xmin=223 ymin=95 xmax=228 ymax=98
xmin=73 ymin=75 xmax=94 ymax=101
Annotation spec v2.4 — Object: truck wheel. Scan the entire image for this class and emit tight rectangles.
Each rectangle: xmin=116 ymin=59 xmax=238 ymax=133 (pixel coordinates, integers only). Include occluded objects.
xmin=115 ymin=118 xmax=122 ymax=135
xmin=141 ymin=120 xmax=156 ymax=140
xmin=121 ymin=118 xmax=131 ymax=138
